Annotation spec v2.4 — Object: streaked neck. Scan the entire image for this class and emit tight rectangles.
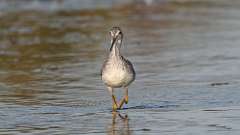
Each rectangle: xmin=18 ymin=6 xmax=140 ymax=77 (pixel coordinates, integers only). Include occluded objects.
xmin=110 ymin=43 xmax=120 ymax=57
xmin=109 ymin=38 xmax=122 ymax=57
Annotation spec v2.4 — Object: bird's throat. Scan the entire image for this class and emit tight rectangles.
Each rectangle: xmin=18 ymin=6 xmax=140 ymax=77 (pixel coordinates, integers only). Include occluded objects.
xmin=110 ymin=38 xmax=121 ymax=57
xmin=110 ymin=43 xmax=120 ymax=57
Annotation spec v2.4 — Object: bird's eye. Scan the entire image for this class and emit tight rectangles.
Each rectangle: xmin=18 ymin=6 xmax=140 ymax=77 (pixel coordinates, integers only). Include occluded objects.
xmin=115 ymin=31 xmax=120 ymax=36
xmin=118 ymin=31 xmax=122 ymax=35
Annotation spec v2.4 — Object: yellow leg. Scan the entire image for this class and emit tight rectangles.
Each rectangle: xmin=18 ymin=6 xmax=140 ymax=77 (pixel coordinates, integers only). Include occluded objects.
xmin=112 ymin=95 xmax=118 ymax=111
xmin=118 ymin=87 xmax=128 ymax=109
xmin=108 ymin=87 xmax=118 ymax=111
xmin=124 ymin=88 xmax=128 ymax=104
xmin=118 ymin=97 xmax=125 ymax=109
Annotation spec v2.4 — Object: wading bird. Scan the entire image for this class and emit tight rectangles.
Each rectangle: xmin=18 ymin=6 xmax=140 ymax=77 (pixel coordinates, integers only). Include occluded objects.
xmin=101 ymin=27 xmax=135 ymax=111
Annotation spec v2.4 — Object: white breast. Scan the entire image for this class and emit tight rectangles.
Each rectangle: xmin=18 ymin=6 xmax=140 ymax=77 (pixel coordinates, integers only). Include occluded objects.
xmin=102 ymin=59 xmax=134 ymax=88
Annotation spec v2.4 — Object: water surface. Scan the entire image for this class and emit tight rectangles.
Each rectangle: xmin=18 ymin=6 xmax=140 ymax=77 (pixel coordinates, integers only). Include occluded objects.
xmin=1 ymin=0 xmax=240 ymax=134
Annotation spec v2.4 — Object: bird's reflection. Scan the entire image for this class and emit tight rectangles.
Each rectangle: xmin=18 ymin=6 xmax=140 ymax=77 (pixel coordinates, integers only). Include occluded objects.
xmin=108 ymin=111 xmax=131 ymax=135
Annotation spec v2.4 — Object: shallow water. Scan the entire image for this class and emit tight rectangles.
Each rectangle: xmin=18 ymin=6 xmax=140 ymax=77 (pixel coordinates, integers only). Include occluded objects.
xmin=1 ymin=0 xmax=240 ymax=134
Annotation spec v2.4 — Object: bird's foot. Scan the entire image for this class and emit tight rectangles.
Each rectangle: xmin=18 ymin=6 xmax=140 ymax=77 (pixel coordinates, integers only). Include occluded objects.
xmin=124 ymin=96 xmax=128 ymax=104
xmin=112 ymin=103 xmax=118 ymax=111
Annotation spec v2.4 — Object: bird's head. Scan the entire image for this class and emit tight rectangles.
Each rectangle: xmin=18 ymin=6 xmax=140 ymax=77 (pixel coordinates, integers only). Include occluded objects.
xmin=109 ymin=27 xmax=123 ymax=50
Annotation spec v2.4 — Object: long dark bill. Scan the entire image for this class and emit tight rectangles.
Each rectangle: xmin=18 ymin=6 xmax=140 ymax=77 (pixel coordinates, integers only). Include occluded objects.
xmin=110 ymin=37 xmax=117 ymax=51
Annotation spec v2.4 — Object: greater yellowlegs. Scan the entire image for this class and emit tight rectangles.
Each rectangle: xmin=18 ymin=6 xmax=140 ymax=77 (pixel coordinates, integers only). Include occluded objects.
xmin=101 ymin=27 xmax=135 ymax=111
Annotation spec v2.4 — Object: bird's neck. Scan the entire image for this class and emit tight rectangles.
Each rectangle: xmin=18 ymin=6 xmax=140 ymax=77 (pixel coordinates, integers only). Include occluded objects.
xmin=109 ymin=37 xmax=122 ymax=57
xmin=110 ymin=44 xmax=120 ymax=57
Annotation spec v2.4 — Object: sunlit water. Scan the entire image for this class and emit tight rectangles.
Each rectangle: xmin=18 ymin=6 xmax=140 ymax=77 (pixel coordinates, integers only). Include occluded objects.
xmin=1 ymin=0 xmax=240 ymax=134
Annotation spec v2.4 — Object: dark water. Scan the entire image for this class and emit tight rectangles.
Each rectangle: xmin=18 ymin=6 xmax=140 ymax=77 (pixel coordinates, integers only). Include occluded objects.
xmin=1 ymin=0 xmax=240 ymax=134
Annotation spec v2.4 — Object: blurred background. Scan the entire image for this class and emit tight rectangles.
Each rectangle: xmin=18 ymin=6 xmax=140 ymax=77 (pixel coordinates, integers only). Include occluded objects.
xmin=1 ymin=0 xmax=240 ymax=134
